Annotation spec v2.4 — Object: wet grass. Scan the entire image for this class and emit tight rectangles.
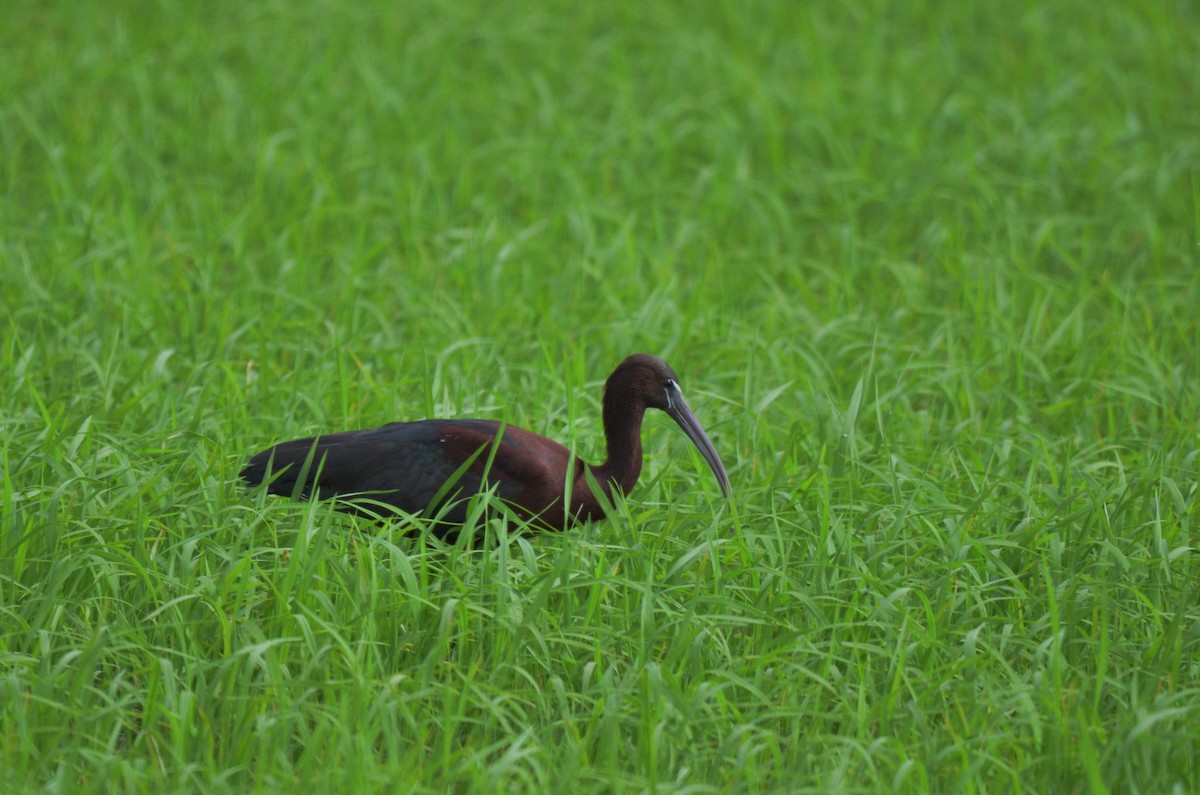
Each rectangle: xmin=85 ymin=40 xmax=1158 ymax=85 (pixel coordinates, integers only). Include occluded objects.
xmin=2 ymin=0 xmax=1199 ymax=792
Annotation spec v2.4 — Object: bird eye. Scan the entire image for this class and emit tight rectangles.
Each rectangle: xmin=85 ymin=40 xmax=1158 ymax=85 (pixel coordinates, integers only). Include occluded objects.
xmin=663 ymin=379 xmax=677 ymax=409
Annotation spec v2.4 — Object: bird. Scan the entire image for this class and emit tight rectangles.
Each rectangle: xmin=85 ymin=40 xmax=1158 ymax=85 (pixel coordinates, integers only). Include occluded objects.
xmin=240 ymin=354 xmax=731 ymax=535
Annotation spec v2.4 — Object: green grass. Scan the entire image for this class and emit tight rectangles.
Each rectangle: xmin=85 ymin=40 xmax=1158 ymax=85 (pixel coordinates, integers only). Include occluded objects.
xmin=3 ymin=0 xmax=1199 ymax=792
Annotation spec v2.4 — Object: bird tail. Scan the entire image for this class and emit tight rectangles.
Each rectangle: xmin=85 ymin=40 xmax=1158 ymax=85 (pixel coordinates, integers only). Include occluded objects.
xmin=240 ymin=437 xmax=327 ymax=501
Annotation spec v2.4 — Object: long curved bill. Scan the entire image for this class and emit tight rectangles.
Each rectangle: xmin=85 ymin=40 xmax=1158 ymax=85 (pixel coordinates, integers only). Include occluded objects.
xmin=664 ymin=385 xmax=732 ymax=497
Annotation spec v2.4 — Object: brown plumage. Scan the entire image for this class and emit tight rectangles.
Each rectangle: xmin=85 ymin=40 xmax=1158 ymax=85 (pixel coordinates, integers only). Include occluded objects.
xmin=240 ymin=354 xmax=730 ymax=534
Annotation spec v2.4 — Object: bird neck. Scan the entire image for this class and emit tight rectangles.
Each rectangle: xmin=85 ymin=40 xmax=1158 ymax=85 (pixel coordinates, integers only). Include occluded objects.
xmin=595 ymin=395 xmax=645 ymax=495
xmin=568 ymin=365 xmax=650 ymax=522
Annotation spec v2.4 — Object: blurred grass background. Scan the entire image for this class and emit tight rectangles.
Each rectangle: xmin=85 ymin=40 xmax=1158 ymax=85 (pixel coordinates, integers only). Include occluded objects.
xmin=2 ymin=0 xmax=1198 ymax=792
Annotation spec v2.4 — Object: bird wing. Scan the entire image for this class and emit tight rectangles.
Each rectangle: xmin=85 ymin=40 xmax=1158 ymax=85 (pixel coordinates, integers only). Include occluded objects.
xmin=241 ymin=419 xmax=554 ymax=522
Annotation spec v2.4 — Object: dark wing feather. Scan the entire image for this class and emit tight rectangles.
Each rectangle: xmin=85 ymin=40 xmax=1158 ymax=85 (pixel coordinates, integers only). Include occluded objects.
xmin=241 ymin=420 xmax=479 ymax=516
xmin=240 ymin=419 xmax=549 ymax=523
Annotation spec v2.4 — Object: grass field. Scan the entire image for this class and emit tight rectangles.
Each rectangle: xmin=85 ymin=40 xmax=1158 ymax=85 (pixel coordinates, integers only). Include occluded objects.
xmin=3 ymin=0 xmax=1199 ymax=792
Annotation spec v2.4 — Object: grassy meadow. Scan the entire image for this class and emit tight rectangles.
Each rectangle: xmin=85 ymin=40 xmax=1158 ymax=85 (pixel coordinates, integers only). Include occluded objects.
xmin=3 ymin=0 xmax=1199 ymax=792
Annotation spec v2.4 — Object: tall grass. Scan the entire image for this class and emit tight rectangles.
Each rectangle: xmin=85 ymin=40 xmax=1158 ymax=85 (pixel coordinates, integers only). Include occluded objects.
xmin=2 ymin=0 xmax=1198 ymax=792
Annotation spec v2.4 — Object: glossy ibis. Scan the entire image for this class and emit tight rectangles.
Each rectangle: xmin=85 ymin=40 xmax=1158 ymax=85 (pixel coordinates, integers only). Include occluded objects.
xmin=240 ymin=354 xmax=730 ymax=533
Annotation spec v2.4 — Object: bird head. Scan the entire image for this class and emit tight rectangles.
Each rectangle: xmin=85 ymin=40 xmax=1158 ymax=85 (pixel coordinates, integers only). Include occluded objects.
xmin=607 ymin=354 xmax=732 ymax=497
